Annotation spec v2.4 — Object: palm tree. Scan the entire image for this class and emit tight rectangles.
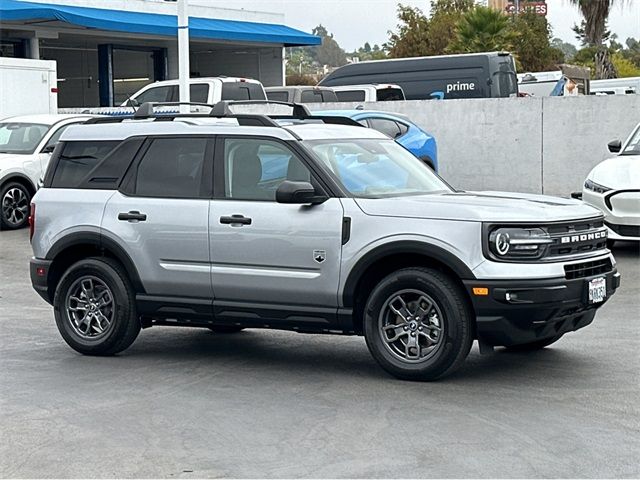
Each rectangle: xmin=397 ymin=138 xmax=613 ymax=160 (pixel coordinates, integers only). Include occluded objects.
xmin=569 ymin=0 xmax=619 ymax=79
xmin=448 ymin=6 xmax=517 ymax=53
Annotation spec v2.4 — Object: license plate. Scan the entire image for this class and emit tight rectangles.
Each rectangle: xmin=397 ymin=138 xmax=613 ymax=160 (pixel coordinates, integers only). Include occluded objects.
xmin=588 ymin=277 xmax=607 ymax=304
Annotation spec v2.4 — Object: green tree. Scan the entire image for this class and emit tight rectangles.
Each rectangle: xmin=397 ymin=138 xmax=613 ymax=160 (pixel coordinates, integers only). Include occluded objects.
xmin=311 ymin=25 xmax=348 ymax=67
xmin=568 ymin=0 xmax=621 ymax=79
xmin=551 ymin=37 xmax=578 ymax=62
xmin=509 ymin=12 xmax=564 ymax=72
xmin=385 ymin=0 xmax=473 ymax=58
xmin=447 ymin=6 xmax=516 ymax=54
xmin=611 ymin=52 xmax=640 ymax=77
xmin=386 ymin=4 xmax=431 ymax=57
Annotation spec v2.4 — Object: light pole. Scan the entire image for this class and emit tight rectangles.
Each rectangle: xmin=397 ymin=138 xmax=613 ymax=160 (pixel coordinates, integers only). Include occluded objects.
xmin=177 ymin=0 xmax=190 ymax=113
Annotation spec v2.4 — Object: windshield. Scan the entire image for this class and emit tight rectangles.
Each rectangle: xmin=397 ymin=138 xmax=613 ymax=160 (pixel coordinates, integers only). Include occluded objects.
xmin=0 ymin=123 xmax=50 ymax=154
xmin=621 ymin=125 xmax=640 ymax=156
xmin=305 ymin=139 xmax=451 ymax=198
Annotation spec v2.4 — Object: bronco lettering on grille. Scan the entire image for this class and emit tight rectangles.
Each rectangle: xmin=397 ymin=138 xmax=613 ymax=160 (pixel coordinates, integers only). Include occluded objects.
xmin=560 ymin=230 xmax=607 ymax=244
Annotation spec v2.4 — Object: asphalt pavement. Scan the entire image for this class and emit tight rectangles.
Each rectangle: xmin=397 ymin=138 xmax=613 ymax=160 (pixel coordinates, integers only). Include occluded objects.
xmin=1 ymin=228 xmax=639 ymax=478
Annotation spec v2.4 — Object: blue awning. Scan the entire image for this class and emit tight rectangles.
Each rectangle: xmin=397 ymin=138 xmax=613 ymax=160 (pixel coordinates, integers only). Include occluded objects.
xmin=0 ymin=0 xmax=321 ymax=46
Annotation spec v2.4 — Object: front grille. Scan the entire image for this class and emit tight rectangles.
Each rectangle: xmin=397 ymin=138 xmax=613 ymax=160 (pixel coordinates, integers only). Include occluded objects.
xmin=564 ymin=258 xmax=612 ymax=280
xmin=546 ymin=218 xmax=607 ymax=258
xmin=605 ymin=222 xmax=640 ymax=238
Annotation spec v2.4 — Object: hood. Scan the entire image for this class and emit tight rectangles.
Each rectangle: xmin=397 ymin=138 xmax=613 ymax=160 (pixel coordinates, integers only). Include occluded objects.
xmin=588 ymin=155 xmax=640 ymax=190
xmin=354 ymin=191 xmax=602 ymax=223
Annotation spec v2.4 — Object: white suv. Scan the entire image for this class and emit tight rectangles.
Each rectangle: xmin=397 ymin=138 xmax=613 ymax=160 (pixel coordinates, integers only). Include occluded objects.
xmin=0 ymin=114 xmax=93 ymax=229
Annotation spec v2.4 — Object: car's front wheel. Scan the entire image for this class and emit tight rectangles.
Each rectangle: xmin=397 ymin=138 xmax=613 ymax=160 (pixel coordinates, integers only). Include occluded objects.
xmin=54 ymin=257 xmax=141 ymax=355
xmin=0 ymin=181 xmax=31 ymax=230
xmin=363 ymin=267 xmax=473 ymax=381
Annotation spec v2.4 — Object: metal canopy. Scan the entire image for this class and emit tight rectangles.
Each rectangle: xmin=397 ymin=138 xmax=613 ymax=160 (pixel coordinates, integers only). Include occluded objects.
xmin=0 ymin=0 xmax=321 ymax=46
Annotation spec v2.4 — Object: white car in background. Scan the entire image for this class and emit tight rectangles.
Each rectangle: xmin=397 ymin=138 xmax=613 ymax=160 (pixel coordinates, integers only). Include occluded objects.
xmin=582 ymin=122 xmax=640 ymax=247
xmin=0 ymin=114 xmax=93 ymax=230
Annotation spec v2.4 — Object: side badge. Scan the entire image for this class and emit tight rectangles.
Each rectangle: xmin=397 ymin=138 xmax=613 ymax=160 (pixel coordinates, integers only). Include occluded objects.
xmin=313 ymin=250 xmax=326 ymax=264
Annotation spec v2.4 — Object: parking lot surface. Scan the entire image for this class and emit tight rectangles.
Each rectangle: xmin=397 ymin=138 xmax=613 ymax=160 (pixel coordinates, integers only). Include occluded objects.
xmin=1 ymin=228 xmax=639 ymax=478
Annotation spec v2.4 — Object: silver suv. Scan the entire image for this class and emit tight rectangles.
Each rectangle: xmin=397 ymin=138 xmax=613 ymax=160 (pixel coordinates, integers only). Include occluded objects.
xmin=29 ymin=103 xmax=620 ymax=380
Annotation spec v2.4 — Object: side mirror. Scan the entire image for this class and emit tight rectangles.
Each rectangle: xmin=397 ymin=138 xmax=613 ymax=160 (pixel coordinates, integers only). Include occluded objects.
xmin=276 ymin=180 xmax=327 ymax=205
xmin=607 ymin=139 xmax=622 ymax=153
xmin=126 ymin=98 xmax=140 ymax=108
xmin=41 ymin=144 xmax=56 ymax=154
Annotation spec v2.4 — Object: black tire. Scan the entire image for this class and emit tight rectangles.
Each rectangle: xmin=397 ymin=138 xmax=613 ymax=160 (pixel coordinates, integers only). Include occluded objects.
xmin=0 ymin=181 xmax=31 ymax=230
xmin=504 ymin=334 xmax=563 ymax=352
xmin=208 ymin=325 xmax=244 ymax=333
xmin=363 ymin=267 xmax=473 ymax=381
xmin=53 ymin=257 xmax=141 ymax=355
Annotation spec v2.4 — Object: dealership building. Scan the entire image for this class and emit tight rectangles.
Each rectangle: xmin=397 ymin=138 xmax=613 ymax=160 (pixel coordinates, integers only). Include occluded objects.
xmin=0 ymin=0 xmax=320 ymax=107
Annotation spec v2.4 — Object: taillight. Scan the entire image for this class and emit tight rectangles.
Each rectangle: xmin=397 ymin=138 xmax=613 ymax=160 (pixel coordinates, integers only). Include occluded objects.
xmin=28 ymin=203 xmax=35 ymax=242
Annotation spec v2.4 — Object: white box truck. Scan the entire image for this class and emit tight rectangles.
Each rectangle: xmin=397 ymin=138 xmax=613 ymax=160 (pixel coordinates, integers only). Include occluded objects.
xmin=0 ymin=57 xmax=58 ymax=119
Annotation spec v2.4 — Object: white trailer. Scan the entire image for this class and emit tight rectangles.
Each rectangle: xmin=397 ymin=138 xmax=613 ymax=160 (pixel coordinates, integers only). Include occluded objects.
xmin=590 ymin=77 xmax=639 ymax=95
xmin=0 ymin=58 xmax=58 ymax=119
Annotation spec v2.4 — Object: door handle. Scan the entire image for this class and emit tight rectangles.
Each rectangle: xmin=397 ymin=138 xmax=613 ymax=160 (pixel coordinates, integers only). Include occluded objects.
xmin=220 ymin=214 xmax=252 ymax=226
xmin=118 ymin=211 xmax=147 ymax=222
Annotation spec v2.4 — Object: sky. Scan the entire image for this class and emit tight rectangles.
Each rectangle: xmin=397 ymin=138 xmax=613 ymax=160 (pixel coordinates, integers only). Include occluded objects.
xmin=220 ymin=0 xmax=640 ymax=51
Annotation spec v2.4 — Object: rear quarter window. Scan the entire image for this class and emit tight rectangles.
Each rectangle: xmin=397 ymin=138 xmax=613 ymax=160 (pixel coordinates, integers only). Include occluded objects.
xmin=266 ymin=90 xmax=289 ymax=102
xmin=49 ymin=141 xmax=120 ymax=188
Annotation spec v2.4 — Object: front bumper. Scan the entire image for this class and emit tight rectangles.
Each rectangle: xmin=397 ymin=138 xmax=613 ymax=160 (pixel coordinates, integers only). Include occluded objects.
xmin=464 ymin=268 xmax=620 ymax=347
xmin=583 ymin=189 xmax=640 ymax=241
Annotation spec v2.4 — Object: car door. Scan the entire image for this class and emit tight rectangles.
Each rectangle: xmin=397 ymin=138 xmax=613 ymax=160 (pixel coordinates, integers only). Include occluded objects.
xmin=208 ymin=136 xmax=344 ymax=325
xmin=102 ymin=135 xmax=214 ymax=300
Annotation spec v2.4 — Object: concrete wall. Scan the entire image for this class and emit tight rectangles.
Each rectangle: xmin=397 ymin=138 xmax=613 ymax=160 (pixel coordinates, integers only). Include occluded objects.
xmin=312 ymin=95 xmax=640 ymax=196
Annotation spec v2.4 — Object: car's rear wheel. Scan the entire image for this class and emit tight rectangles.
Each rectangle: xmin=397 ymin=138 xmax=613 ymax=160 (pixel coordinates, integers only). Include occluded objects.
xmin=208 ymin=326 xmax=244 ymax=333
xmin=504 ymin=334 xmax=563 ymax=352
xmin=54 ymin=257 xmax=140 ymax=355
xmin=363 ymin=267 xmax=473 ymax=381
xmin=0 ymin=181 xmax=31 ymax=230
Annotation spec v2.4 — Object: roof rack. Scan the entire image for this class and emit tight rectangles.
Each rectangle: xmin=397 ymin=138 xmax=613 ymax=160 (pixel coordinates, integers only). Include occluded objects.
xmin=209 ymin=100 xmax=311 ymax=117
xmin=82 ymin=100 xmax=364 ymax=128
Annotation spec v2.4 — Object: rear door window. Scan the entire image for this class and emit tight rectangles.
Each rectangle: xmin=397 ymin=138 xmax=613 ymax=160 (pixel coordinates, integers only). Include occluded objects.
xmin=369 ymin=118 xmax=402 ymax=139
xmin=221 ymin=82 xmax=266 ymax=100
xmin=135 ymin=137 xmax=208 ymax=198
xmin=300 ymin=90 xmax=324 ymax=103
xmin=335 ymin=90 xmax=366 ymax=102
xmin=190 ymin=84 xmax=210 ymax=103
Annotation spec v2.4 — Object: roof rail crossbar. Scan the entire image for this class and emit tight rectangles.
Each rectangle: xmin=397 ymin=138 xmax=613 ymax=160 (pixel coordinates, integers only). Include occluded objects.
xmin=270 ymin=115 xmax=364 ymax=128
xmin=210 ymin=100 xmax=311 ymax=117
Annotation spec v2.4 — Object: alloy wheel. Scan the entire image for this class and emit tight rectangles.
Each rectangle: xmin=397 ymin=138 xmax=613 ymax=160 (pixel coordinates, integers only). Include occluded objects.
xmin=65 ymin=276 xmax=115 ymax=340
xmin=378 ymin=289 xmax=444 ymax=363
xmin=2 ymin=187 xmax=29 ymax=226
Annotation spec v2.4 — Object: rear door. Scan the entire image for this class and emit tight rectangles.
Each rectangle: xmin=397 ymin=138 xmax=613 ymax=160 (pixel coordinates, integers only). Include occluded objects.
xmin=102 ymin=136 xmax=214 ymax=300
xmin=208 ymin=136 xmax=344 ymax=325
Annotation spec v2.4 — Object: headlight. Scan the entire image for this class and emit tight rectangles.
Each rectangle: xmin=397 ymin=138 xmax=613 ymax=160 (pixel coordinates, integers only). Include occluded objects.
xmin=584 ymin=179 xmax=612 ymax=194
xmin=488 ymin=227 xmax=553 ymax=260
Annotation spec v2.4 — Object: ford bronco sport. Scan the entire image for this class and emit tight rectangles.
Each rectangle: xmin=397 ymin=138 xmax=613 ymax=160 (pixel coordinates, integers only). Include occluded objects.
xmin=29 ymin=102 xmax=620 ymax=380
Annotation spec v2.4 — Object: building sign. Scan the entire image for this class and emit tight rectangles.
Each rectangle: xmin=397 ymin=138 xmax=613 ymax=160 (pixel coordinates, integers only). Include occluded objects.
xmin=505 ymin=1 xmax=547 ymax=16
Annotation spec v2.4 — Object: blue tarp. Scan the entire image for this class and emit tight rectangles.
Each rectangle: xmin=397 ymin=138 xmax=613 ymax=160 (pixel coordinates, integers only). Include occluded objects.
xmin=0 ymin=0 xmax=320 ymax=46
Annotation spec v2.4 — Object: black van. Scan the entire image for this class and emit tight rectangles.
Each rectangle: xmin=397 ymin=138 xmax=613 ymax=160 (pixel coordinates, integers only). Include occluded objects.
xmin=318 ymin=51 xmax=518 ymax=100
